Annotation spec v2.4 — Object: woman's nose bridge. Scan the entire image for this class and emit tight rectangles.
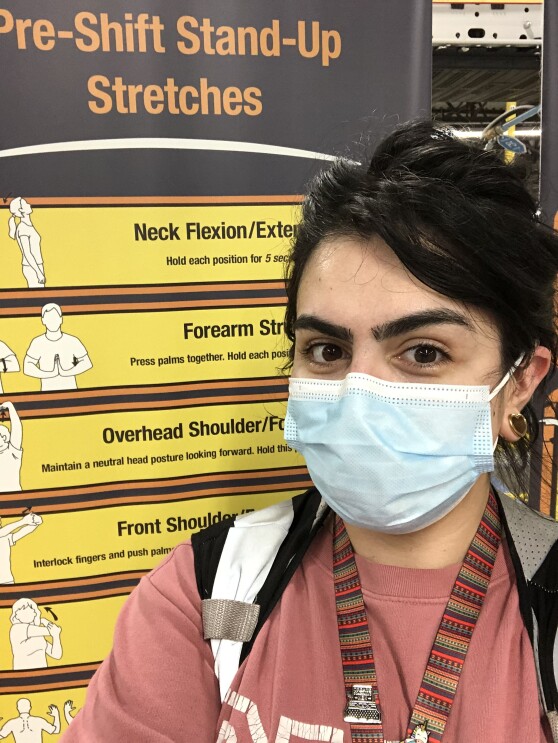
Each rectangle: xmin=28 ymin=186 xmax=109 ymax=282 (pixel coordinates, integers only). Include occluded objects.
xmin=347 ymin=346 xmax=385 ymax=377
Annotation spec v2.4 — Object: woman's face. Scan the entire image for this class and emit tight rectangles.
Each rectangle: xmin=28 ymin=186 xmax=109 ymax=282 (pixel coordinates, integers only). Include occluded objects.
xmin=292 ymin=236 xmax=510 ymax=435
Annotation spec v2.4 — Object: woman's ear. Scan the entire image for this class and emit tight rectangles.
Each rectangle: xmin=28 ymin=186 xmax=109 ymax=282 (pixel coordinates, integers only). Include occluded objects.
xmin=499 ymin=347 xmax=552 ymax=442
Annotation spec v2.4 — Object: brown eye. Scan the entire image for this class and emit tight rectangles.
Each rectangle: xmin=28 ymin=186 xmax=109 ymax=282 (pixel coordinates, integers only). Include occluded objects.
xmin=413 ymin=346 xmax=438 ymax=364
xmin=310 ymin=343 xmax=344 ymax=363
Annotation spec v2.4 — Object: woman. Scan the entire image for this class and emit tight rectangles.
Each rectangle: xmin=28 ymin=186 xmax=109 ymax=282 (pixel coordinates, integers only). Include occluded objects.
xmin=8 ymin=197 xmax=45 ymax=288
xmin=61 ymin=122 xmax=558 ymax=742
xmin=10 ymin=598 xmax=63 ymax=670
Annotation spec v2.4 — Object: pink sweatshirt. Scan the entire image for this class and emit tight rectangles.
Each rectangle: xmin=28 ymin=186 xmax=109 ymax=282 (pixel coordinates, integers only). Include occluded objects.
xmin=61 ymin=524 xmax=551 ymax=742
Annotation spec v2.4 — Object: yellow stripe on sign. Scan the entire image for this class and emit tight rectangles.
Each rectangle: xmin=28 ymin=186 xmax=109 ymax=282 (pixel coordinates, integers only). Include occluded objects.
xmin=0 ymin=203 xmax=301 ymax=290
xmin=0 ymin=305 xmax=290 ymax=393
xmin=6 ymin=491 xmax=291 ymax=583
xmin=19 ymin=400 xmax=301 ymax=489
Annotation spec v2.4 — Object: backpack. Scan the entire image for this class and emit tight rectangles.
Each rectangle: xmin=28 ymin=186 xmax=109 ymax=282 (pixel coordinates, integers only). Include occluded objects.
xmin=192 ymin=483 xmax=558 ymax=743
xmin=191 ymin=488 xmax=327 ymax=699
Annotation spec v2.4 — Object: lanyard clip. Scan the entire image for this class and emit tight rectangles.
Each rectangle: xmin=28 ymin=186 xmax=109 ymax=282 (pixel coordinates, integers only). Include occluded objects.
xmin=343 ymin=684 xmax=382 ymax=724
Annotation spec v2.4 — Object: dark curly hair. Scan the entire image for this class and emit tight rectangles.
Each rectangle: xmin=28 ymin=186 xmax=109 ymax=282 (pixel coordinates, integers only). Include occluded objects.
xmin=285 ymin=120 xmax=558 ymax=492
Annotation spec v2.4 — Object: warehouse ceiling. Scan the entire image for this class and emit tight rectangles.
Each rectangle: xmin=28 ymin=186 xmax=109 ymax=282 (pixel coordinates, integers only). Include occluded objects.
xmin=432 ymin=44 xmax=541 ymax=196
xmin=433 ymin=46 xmax=541 ymax=120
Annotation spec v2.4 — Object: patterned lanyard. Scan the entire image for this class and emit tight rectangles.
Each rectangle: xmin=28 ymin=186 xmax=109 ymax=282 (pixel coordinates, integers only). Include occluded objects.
xmin=333 ymin=490 xmax=501 ymax=743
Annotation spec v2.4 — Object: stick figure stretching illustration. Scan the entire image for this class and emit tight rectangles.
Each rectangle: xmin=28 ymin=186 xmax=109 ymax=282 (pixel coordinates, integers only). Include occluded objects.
xmin=0 ymin=699 xmax=60 ymax=741
xmin=9 ymin=598 xmax=63 ymax=670
xmin=7 ymin=198 xmax=45 ymax=288
xmin=24 ymin=304 xmax=92 ymax=391
xmin=0 ymin=401 xmax=23 ymax=493
xmin=0 ymin=511 xmax=42 ymax=584
xmin=0 ymin=340 xmax=19 ymax=394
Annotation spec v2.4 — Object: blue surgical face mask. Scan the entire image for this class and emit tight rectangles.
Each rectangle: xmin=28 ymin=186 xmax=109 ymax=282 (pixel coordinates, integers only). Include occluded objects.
xmin=284 ymin=367 xmax=516 ymax=534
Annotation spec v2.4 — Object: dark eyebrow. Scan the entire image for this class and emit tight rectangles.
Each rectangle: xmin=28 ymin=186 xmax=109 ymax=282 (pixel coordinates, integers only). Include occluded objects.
xmin=294 ymin=309 xmax=473 ymax=345
xmin=371 ymin=309 xmax=473 ymax=341
xmin=294 ymin=315 xmax=353 ymax=343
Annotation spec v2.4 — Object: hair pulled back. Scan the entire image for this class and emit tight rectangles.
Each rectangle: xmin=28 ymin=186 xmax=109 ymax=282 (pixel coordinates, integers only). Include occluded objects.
xmin=8 ymin=197 xmax=25 ymax=240
xmin=285 ymin=120 xmax=558 ymax=485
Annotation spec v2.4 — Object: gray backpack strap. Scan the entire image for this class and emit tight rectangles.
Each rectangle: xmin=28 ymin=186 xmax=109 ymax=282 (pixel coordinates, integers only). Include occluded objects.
xmin=498 ymin=491 xmax=558 ymax=580
xmin=498 ymin=488 xmax=558 ymax=726
xmin=202 ymin=599 xmax=260 ymax=644
xmin=546 ymin=710 xmax=558 ymax=743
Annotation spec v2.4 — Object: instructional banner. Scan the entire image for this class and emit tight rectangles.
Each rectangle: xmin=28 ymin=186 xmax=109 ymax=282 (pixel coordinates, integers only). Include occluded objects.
xmin=0 ymin=1 xmax=431 ymax=197
xmin=0 ymin=0 xmax=432 ymax=732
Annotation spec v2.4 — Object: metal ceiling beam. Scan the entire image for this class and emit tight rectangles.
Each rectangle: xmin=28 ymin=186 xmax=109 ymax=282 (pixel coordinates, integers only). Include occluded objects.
xmin=433 ymin=3 xmax=542 ymax=47
xmin=433 ymin=47 xmax=539 ymax=69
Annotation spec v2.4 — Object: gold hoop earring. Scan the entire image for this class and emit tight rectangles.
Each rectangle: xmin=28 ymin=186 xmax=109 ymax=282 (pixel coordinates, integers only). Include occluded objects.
xmin=509 ymin=412 xmax=528 ymax=439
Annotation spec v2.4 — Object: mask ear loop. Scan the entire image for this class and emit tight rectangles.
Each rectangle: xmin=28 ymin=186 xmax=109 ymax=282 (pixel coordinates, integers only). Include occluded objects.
xmin=487 ymin=354 xmax=525 ymax=402
xmin=488 ymin=354 xmax=525 ymax=452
